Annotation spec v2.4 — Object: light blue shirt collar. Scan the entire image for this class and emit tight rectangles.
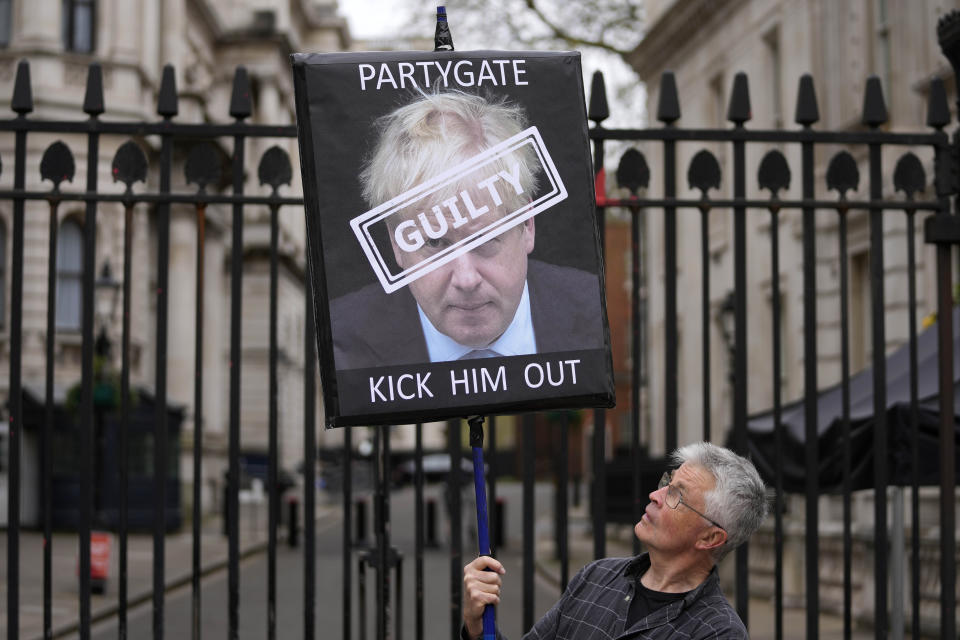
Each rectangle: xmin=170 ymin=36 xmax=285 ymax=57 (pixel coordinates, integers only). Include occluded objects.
xmin=417 ymin=282 xmax=537 ymax=362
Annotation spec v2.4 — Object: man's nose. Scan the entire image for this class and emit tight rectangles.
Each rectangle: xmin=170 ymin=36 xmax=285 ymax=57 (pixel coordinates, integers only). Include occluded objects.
xmin=649 ymin=486 xmax=665 ymax=505
xmin=449 ymin=252 xmax=482 ymax=290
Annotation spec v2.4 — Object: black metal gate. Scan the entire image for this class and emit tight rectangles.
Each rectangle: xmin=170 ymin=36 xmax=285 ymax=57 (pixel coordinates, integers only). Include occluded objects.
xmin=3 ymin=14 xmax=960 ymax=640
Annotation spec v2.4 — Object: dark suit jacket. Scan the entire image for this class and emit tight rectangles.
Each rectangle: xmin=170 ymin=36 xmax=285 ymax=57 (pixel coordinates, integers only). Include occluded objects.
xmin=329 ymin=259 xmax=604 ymax=370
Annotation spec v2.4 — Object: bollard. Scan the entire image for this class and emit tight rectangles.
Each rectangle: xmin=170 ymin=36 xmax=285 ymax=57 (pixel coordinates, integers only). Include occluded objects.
xmin=494 ymin=496 xmax=506 ymax=549
xmin=425 ymin=497 xmax=438 ymax=547
xmin=287 ymin=496 xmax=299 ymax=548
xmin=355 ymin=498 xmax=368 ymax=546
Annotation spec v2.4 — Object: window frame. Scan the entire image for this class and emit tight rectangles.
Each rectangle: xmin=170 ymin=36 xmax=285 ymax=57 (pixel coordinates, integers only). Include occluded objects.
xmin=56 ymin=217 xmax=84 ymax=331
xmin=62 ymin=0 xmax=96 ymax=54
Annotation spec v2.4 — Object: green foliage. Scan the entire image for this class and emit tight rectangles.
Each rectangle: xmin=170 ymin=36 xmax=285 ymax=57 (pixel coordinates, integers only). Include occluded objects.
xmin=65 ymin=355 xmax=139 ymax=414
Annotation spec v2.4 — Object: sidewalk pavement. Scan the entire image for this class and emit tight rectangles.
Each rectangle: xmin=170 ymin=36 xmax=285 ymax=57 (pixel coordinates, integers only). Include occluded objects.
xmin=531 ymin=504 xmax=876 ymax=640
xmin=0 ymin=499 xmax=337 ymax=640
xmin=5 ymin=492 xmax=879 ymax=640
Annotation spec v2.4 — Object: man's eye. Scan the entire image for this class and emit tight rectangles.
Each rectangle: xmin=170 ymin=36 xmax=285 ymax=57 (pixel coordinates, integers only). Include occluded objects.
xmin=473 ymin=238 xmax=501 ymax=257
xmin=426 ymin=238 xmax=446 ymax=249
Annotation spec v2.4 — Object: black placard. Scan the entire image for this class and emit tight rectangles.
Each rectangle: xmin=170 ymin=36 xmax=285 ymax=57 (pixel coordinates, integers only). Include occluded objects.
xmin=291 ymin=50 xmax=615 ymax=427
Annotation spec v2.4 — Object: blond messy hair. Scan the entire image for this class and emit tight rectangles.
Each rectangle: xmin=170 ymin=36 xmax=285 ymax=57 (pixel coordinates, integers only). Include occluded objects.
xmin=360 ymin=91 xmax=540 ymax=215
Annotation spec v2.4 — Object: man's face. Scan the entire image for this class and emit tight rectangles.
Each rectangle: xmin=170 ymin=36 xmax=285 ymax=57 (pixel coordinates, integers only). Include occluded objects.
xmin=634 ymin=462 xmax=718 ymax=554
xmin=392 ymin=208 xmax=535 ymax=348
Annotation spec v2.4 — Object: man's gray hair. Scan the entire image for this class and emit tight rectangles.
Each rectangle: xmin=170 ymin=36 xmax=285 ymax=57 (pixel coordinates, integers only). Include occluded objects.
xmin=672 ymin=442 xmax=769 ymax=561
xmin=359 ymin=91 xmax=539 ymax=213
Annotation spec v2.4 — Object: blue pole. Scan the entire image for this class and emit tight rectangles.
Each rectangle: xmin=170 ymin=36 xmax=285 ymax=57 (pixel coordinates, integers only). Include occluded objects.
xmin=468 ymin=415 xmax=496 ymax=640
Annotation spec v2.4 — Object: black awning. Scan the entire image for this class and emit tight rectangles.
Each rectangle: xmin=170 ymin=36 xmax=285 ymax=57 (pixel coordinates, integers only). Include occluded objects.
xmin=744 ymin=307 xmax=960 ymax=493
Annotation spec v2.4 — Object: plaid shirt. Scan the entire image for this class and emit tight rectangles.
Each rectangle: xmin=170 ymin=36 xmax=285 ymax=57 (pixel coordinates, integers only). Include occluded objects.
xmin=466 ymin=553 xmax=747 ymax=640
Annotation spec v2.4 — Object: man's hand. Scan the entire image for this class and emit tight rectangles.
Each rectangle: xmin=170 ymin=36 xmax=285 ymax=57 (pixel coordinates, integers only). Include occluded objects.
xmin=463 ymin=555 xmax=506 ymax=639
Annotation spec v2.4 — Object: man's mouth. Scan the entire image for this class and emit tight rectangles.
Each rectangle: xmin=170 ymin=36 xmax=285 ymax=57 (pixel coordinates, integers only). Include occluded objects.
xmin=450 ymin=301 xmax=491 ymax=312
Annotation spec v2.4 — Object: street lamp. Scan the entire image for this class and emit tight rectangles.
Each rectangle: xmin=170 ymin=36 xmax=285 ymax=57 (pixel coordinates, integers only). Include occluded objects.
xmin=94 ymin=260 xmax=120 ymax=363
xmin=717 ymin=290 xmax=736 ymax=386
xmin=92 ymin=260 xmax=120 ymax=534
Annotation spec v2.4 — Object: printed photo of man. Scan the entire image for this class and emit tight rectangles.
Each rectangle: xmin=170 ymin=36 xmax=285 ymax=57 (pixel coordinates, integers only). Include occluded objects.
xmin=329 ymin=91 xmax=603 ymax=369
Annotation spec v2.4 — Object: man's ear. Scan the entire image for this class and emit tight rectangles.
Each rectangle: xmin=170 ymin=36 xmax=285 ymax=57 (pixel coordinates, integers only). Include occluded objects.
xmin=522 ymin=216 xmax=535 ymax=254
xmin=695 ymin=527 xmax=727 ymax=552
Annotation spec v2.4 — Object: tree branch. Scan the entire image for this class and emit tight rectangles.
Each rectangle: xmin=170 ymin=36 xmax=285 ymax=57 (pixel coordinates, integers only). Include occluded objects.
xmin=522 ymin=0 xmax=634 ymax=57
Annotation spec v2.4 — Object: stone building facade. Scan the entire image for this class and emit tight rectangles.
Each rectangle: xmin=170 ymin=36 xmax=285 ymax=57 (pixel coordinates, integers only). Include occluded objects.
xmin=0 ymin=0 xmax=355 ymax=525
xmin=625 ymin=0 xmax=958 ymax=631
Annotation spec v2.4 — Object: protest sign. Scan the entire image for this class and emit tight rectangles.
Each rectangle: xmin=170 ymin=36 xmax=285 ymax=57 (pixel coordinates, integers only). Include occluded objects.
xmin=292 ymin=50 xmax=615 ymax=427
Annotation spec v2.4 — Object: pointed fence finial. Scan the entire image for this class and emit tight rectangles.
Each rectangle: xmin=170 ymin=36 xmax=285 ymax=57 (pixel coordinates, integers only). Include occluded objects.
xmin=926 ymin=77 xmax=950 ymax=129
xmin=794 ymin=74 xmax=819 ymax=126
xmin=229 ymin=66 xmax=252 ymax=120
xmin=861 ymin=76 xmax=888 ymax=127
xmin=657 ymin=71 xmax=680 ymax=125
xmin=157 ymin=65 xmax=178 ymax=117
xmin=83 ymin=63 xmax=105 ymax=116
xmin=727 ymin=72 xmax=751 ymax=125
xmin=588 ymin=71 xmax=609 ymax=124
xmin=11 ymin=60 xmax=33 ymax=115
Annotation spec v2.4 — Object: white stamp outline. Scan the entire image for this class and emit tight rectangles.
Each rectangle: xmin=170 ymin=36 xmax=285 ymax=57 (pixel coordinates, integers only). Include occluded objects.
xmin=349 ymin=126 xmax=568 ymax=294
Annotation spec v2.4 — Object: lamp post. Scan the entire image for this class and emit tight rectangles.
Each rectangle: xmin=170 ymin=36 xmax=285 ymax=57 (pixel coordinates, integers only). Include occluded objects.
xmin=717 ymin=291 xmax=736 ymax=428
xmin=94 ymin=260 xmax=120 ymax=364
xmin=93 ymin=260 xmax=120 ymax=528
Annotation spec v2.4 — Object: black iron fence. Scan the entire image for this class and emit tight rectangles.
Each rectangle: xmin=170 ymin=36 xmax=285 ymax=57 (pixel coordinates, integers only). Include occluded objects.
xmin=588 ymin=58 xmax=957 ymax=639
xmin=2 ymin=19 xmax=960 ymax=640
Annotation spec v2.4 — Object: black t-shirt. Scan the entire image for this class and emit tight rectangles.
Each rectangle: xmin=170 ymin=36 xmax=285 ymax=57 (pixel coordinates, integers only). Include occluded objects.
xmin=626 ymin=574 xmax=689 ymax=628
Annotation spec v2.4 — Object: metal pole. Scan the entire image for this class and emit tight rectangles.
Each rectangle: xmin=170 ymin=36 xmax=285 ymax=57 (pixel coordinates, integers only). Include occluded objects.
xmin=468 ymin=415 xmax=496 ymax=640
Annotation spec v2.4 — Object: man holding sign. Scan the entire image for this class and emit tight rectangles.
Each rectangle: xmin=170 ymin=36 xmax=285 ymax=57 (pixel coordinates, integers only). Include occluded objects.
xmin=462 ymin=443 xmax=770 ymax=639
xmin=330 ymin=91 xmax=603 ymax=369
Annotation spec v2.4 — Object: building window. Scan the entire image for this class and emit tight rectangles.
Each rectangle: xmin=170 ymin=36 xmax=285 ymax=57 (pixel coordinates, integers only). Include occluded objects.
xmin=56 ymin=218 xmax=83 ymax=330
xmin=62 ymin=0 xmax=96 ymax=54
xmin=0 ymin=0 xmax=11 ymax=48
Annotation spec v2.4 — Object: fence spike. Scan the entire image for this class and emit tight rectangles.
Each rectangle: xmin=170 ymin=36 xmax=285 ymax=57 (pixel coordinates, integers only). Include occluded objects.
xmin=893 ymin=152 xmax=926 ymax=199
xmin=588 ymin=71 xmax=609 ymax=124
xmin=794 ymin=74 xmax=819 ymax=126
xmin=726 ymin=72 xmax=751 ymax=125
xmin=615 ymin=148 xmax=649 ymax=195
xmin=258 ymin=146 xmax=293 ymax=192
xmin=40 ymin=141 xmax=76 ymax=188
xmin=83 ymin=63 xmax=105 ymax=116
xmin=926 ymin=77 xmax=950 ymax=129
xmin=656 ymin=71 xmax=680 ymax=125
xmin=861 ymin=75 xmax=888 ymax=127
xmin=826 ymin=151 xmax=860 ymax=197
xmin=758 ymin=150 xmax=791 ymax=196
xmin=687 ymin=149 xmax=722 ymax=195
xmin=112 ymin=140 xmax=149 ymax=189
xmin=11 ymin=60 xmax=33 ymax=115
xmin=157 ymin=65 xmax=178 ymax=117
xmin=185 ymin=143 xmax=223 ymax=191
xmin=229 ymin=66 xmax=252 ymax=120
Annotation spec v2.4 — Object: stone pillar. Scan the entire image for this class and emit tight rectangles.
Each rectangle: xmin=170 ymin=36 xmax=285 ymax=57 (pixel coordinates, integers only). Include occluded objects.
xmin=160 ymin=0 xmax=186 ymax=72
xmin=15 ymin=0 xmax=61 ymax=49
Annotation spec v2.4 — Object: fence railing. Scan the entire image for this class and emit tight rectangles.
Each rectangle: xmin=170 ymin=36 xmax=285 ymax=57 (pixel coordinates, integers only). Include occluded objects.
xmin=584 ymin=50 xmax=957 ymax=640
xmin=0 ymin=60 xmax=314 ymax=640
xmin=2 ymin=23 xmax=960 ymax=640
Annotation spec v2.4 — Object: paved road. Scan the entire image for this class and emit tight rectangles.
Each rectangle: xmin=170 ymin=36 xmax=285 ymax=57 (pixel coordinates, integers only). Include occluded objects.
xmin=85 ymin=482 xmax=562 ymax=640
